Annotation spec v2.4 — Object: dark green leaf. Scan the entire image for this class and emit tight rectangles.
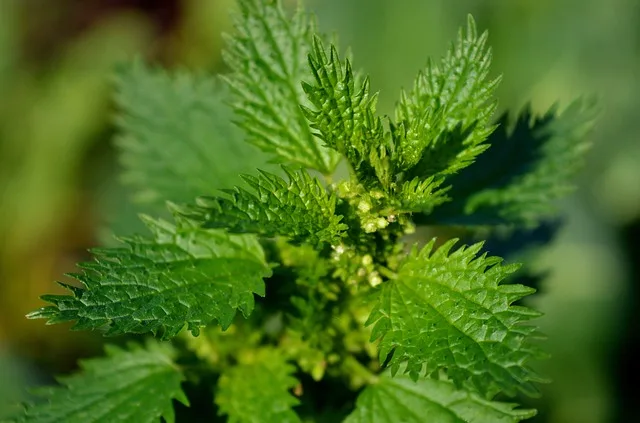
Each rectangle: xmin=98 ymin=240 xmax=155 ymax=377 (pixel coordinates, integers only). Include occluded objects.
xmin=344 ymin=371 xmax=535 ymax=423
xmin=182 ymin=166 xmax=347 ymax=247
xmin=367 ymin=239 xmax=546 ymax=398
xmin=423 ymin=98 xmax=597 ymax=225
xmin=11 ymin=342 xmax=187 ymax=423
xmin=28 ymin=217 xmax=271 ymax=339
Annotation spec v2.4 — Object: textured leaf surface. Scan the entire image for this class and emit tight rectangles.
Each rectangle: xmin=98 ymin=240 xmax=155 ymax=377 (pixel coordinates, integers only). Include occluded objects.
xmin=423 ymin=99 xmax=597 ymax=225
xmin=114 ymin=61 xmax=274 ymax=205
xmin=396 ymin=176 xmax=450 ymax=213
xmin=216 ymin=349 xmax=301 ymax=423
xmin=183 ymin=166 xmax=347 ymax=246
xmin=28 ymin=217 xmax=271 ymax=339
xmin=11 ymin=342 xmax=187 ymax=423
xmin=224 ymin=0 xmax=339 ymax=173
xmin=393 ymin=15 xmax=499 ymax=177
xmin=367 ymin=239 xmax=545 ymax=398
xmin=344 ymin=371 xmax=535 ymax=423
xmin=302 ymin=36 xmax=390 ymax=188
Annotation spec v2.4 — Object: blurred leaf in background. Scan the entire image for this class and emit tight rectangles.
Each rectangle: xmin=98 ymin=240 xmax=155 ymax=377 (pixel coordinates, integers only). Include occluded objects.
xmin=0 ymin=0 xmax=177 ymax=406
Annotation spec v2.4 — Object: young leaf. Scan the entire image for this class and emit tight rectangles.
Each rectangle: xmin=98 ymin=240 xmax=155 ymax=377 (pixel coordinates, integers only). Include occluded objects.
xmin=11 ymin=341 xmax=188 ymax=423
xmin=216 ymin=348 xmax=301 ymax=423
xmin=114 ymin=60 xmax=274 ymax=205
xmin=395 ymin=176 xmax=450 ymax=213
xmin=367 ymin=239 xmax=545 ymax=398
xmin=393 ymin=15 xmax=499 ymax=177
xmin=302 ymin=36 xmax=389 ymax=188
xmin=422 ymin=98 xmax=597 ymax=225
xmin=344 ymin=371 xmax=536 ymax=423
xmin=27 ymin=216 xmax=271 ymax=339
xmin=224 ymin=0 xmax=339 ymax=173
xmin=182 ymin=166 xmax=347 ymax=247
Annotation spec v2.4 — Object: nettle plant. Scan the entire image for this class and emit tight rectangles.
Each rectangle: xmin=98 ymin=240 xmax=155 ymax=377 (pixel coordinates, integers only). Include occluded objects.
xmin=11 ymin=1 xmax=596 ymax=422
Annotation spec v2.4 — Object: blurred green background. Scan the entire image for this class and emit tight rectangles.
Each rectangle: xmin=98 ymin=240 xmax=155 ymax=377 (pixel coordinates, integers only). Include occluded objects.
xmin=0 ymin=0 xmax=638 ymax=421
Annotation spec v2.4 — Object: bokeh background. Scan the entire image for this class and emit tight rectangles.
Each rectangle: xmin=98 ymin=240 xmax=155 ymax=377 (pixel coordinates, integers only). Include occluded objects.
xmin=0 ymin=0 xmax=638 ymax=422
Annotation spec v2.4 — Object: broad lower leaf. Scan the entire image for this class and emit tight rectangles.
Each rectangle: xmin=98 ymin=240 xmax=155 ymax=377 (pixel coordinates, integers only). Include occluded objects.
xmin=224 ymin=0 xmax=339 ymax=173
xmin=392 ymin=15 xmax=499 ymax=178
xmin=182 ymin=166 xmax=347 ymax=247
xmin=114 ymin=60 xmax=274 ymax=205
xmin=344 ymin=371 xmax=535 ymax=423
xmin=27 ymin=216 xmax=271 ymax=339
xmin=216 ymin=348 xmax=301 ymax=423
xmin=367 ymin=239 xmax=546 ymax=398
xmin=302 ymin=36 xmax=390 ymax=189
xmin=422 ymin=98 xmax=597 ymax=225
xmin=11 ymin=342 xmax=188 ymax=423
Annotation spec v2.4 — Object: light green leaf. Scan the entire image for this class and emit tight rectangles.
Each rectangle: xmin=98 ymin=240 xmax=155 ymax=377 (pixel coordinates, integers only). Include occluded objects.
xmin=393 ymin=15 xmax=499 ymax=177
xmin=182 ymin=166 xmax=347 ymax=247
xmin=395 ymin=176 xmax=450 ymax=213
xmin=344 ymin=371 xmax=535 ymax=423
xmin=367 ymin=239 xmax=546 ymax=398
xmin=11 ymin=342 xmax=188 ymax=423
xmin=114 ymin=60 xmax=274 ymax=205
xmin=224 ymin=0 xmax=339 ymax=173
xmin=28 ymin=216 xmax=271 ymax=339
xmin=216 ymin=348 xmax=301 ymax=423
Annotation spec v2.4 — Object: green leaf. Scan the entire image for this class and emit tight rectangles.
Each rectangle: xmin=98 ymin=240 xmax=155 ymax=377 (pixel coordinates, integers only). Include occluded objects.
xmin=182 ymin=166 xmax=347 ymax=247
xmin=367 ymin=239 xmax=546 ymax=398
xmin=114 ymin=60 xmax=274 ymax=205
xmin=395 ymin=176 xmax=450 ymax=214
xmin=392 ymin=15 xmax=499 ymax=177
xmin=423 ymin=98 xmax=597 ymax=225
xmin=224 ymin=0 xmax=339 ymax=173
xmin=216 ymin=348 xmax=301 ymax=423
xmin=302 ymin=36 xmax=390 ymax=189
xmin=27 ymin=216 xmax=271 ymax=339
xmin=11 ymin=341 xmax=188 ymax=423
xmin=344 ymin=371 xmax=535 ymax=423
